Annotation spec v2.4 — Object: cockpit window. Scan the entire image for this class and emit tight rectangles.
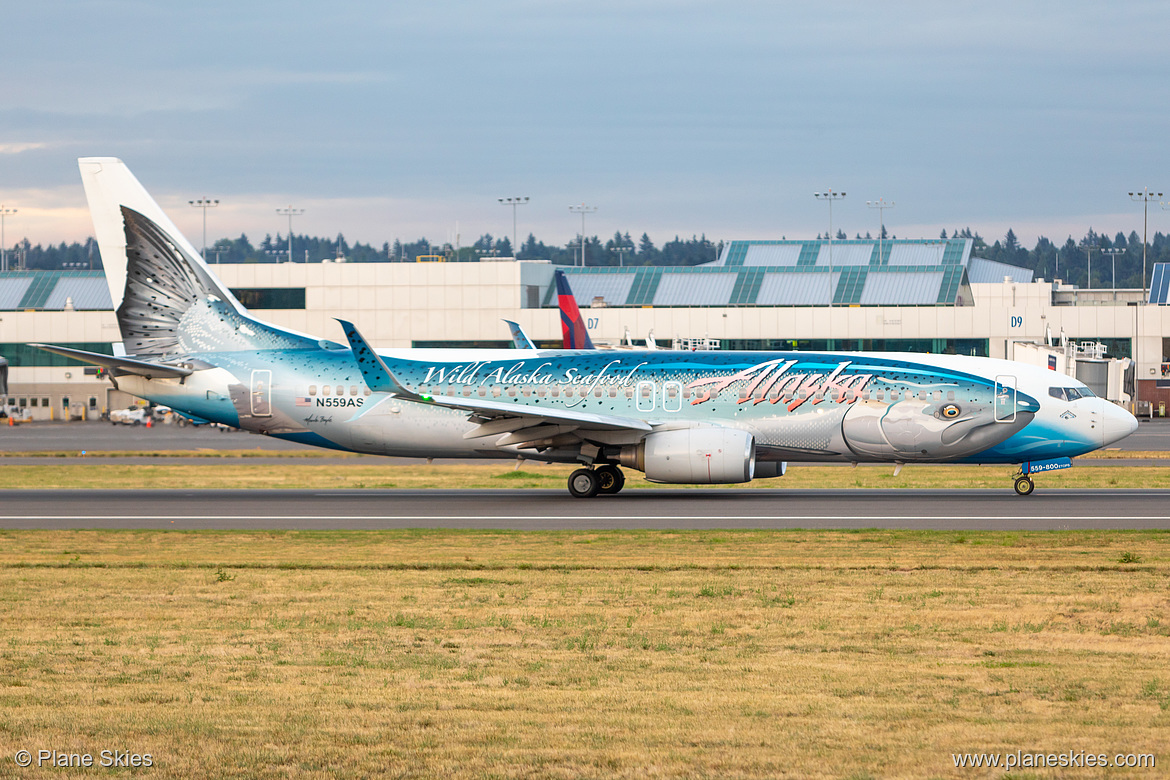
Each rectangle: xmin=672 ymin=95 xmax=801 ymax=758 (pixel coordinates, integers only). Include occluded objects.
xmin=1049 ymin=386 xmax=1092 ymax=401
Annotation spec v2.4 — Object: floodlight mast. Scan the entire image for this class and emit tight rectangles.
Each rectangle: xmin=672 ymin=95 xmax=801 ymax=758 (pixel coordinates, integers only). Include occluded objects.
xmin=498 ymin=197 xmax=529 ymax=258
xmin=568 ymin=204 xmax=597 ymax=267
xmin=0 ymin=205 xmax=15 ymax=272
xmin=814 ymin=190 xmax=846 ymax=307
xmin=1081 ymin=239 xmax=1097 ymax=290
xmin=276 ymin=206 xmax=305 ymax=264
xmin=1101 ymin=247 xmax=1124 ymax=295
xmin=189 ymin=197 xmax=219 ymax=262
xmin=1130 ymin=188 xmax=1162 ymax=298
xmin=866 ymin=198 xmax=894 ymax=266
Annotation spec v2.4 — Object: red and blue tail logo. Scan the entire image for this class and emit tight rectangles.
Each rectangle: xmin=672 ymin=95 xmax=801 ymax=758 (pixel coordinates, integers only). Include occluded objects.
xmin=555 ymin=270 xmax=595 ymax=349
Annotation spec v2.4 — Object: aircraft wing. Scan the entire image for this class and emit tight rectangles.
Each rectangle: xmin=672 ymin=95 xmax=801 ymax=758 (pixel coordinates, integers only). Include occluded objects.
xmin=338 ymin=320 xmax=652 ymax=438
xmin=29 ymin=343 xmax=193 ymax=379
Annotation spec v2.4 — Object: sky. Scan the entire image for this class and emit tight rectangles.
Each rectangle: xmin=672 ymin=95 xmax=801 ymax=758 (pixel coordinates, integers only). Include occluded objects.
xmin=3 ymin=0 xmax=1170 ymax=254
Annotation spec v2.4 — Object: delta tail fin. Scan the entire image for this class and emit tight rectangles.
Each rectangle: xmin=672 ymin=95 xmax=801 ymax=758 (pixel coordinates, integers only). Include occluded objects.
xmin=555 ymin=270 xmax=594 ymax=349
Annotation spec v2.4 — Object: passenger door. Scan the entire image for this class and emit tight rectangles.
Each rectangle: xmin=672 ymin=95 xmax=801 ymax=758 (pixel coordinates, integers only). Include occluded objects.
xmin=250 ymin=369 xmax=272 ymax=417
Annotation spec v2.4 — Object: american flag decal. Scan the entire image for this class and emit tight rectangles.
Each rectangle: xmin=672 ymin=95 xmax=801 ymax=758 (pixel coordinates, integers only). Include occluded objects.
xmin=295 ymin=396 xmax=312 ymax=407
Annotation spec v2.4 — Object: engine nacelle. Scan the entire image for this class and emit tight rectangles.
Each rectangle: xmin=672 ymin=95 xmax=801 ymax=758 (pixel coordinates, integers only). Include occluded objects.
xmin=619 ymin=428 xmax=756 ymax=484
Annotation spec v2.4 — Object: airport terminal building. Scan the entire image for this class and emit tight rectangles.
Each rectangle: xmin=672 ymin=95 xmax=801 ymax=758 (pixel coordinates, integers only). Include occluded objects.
xmin=2 ymin=236 xmax=1168 ymax=420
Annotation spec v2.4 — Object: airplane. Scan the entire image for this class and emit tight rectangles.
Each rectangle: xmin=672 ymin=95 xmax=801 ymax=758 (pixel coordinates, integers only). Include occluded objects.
xmin=34 ymin=158 xmax=1138 ymax=498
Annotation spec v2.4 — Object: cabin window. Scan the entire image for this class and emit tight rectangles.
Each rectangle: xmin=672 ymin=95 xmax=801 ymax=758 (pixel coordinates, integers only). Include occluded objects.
xmin=322 ymin=385 xmax=330 ymax=396
xmin=890 ymin=391 xmax=900 ymax=401
xmin=309 ymin=385 xmax=317 ymax=396
xmin=506 ymin=387 xmax=516 ymax=397
xmin=875 ymin=390 xmax=884 ymax=401
xmin=564 ymin=387 xmax=575 ymax=398
xmin=336 ymin=385 xmax=344 ymax=396
xmin=946 ymin=390 xmax=955 ymax=401
xmin=594 ymin=388 xmax=603 ymax=398
xmin=625 ymin=387 xmax=635 ymax=399
xmin=536 ymin=387 xmax=547 ymax=398
xmin=491 ymin=387 xmax=501 ymax=397
xmin=682 ymin=388 xmax=691 ymax=399
xmin=477 ymin=387 xmax=487 ymax=397
xmin=551 ymin=388 xmax=560 ymax=398
xmin=363 ymin=388 xmax=371 ymax=396
xmin=862 ymin=390 xmax=871 ymax=401
xmin=350 ymin=386 xmax=358 ymax=396
xmin=522 ymin=387 xmax=531 ymax=398
xmin=640 ymin=385 xmax=651 ymax=398
xmin=609 ymin=387 xmax=618 ymax=398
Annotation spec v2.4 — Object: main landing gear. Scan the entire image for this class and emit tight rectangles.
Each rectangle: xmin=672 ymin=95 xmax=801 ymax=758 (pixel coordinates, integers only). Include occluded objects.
xmin=1013 ymin=475 xmax=1035 ymax=496
xmin=567 ymin=464 xmax=626 ymax=498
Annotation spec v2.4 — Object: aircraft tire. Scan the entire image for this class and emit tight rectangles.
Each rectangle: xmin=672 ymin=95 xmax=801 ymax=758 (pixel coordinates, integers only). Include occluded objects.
xmin=596 ymin=465 xmax=625 ymax=494
xmin=568 ymin=468 xmax=600 ymax=498
xmin=1013 ymin=476 xmax=1035 ymax=496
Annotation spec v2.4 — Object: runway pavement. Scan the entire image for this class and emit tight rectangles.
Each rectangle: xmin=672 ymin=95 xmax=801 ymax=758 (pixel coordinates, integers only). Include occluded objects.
xmin=3 ymin=488 xmax=1169 ymax=530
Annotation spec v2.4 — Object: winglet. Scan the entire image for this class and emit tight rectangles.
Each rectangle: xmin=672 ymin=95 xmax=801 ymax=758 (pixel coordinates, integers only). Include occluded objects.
xmin=504 ymin=319 xmax=536 ymax=350
xmin=336 ymin=319 xmax=423 ymax=400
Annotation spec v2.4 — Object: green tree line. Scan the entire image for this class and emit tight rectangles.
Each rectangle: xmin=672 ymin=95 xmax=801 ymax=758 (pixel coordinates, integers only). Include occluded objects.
xmin=6 ymin=227 xmax=1170 ymax=289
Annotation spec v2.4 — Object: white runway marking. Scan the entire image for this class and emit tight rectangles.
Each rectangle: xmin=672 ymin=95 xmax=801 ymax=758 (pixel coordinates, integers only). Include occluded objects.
xmin=6 ymin=515 xmax=1170 ymax=521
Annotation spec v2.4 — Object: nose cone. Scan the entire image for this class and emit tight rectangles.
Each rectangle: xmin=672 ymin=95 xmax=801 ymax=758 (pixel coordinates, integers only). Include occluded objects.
xmin=1101 ymin=400 xmax=1139 ymax=446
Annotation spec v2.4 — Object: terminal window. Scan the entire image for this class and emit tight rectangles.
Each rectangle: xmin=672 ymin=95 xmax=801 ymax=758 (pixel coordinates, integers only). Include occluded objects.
xmin=228 ymin=287 xmax=306 ymax=309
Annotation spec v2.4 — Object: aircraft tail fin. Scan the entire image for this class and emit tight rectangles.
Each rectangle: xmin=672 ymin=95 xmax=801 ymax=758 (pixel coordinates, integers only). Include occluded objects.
xmin=78 ymin=158 xmax=318 ymax=359
xmin=555 ymin=270 xmax=594 ymax=349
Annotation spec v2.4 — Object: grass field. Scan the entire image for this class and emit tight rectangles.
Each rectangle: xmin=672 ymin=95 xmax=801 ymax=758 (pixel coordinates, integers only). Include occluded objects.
xmin=1 ymin=529 xmax=1168 ymax=778
xmin=0 ymin=453 xmax=1169 ymax=491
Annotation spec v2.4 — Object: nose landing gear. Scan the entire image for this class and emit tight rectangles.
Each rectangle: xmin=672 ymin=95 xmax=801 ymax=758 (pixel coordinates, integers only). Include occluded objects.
xmin=1013 ymin=475 xmax=1035 ymax=496
xmin=1012 ymin=457 xmax=1072 ymax=496
xmin=567 ymin=464 xmax=626 ymax=498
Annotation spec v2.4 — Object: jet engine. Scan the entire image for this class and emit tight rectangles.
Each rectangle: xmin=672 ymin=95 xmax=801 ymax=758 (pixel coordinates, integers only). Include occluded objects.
xmin=619 ymin=428 xmax=755 ymax=484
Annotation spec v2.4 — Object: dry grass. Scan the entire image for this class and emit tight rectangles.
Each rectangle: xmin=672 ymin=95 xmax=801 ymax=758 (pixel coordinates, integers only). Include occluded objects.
xmin=0 ymin=529 xmax=1167 ymax=778
xmin=0 ymin=459 xmax=1167 ymax=491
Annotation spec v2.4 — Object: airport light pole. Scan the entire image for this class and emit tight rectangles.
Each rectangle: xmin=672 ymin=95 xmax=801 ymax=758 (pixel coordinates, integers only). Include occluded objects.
xmin=498 ymin=197 xmax=528 ymax=257
xmin=276 ymin=205 xmax=305 ymax=264
xmin=866 ymin=198 xmax=894 ymax=265
xmin=814 ymin=190 xmax=846 ymax=307
xmin=1081 ymin=239 xmax=1097 ymax=290
xmin=0 ymin=205 xmax=15 ymax=272
xmin=1101 ymin=247 xmax=1124 ymax=295
xmin=568 ymin=203 xmax=597 ymax=267
xmin=189 ymin=198 xmax=219 ymax=261
xmin=1130 ymin=188 xmax=1162 ymax=298
xmin=613 ymin=242 xmax=634 ymax=267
